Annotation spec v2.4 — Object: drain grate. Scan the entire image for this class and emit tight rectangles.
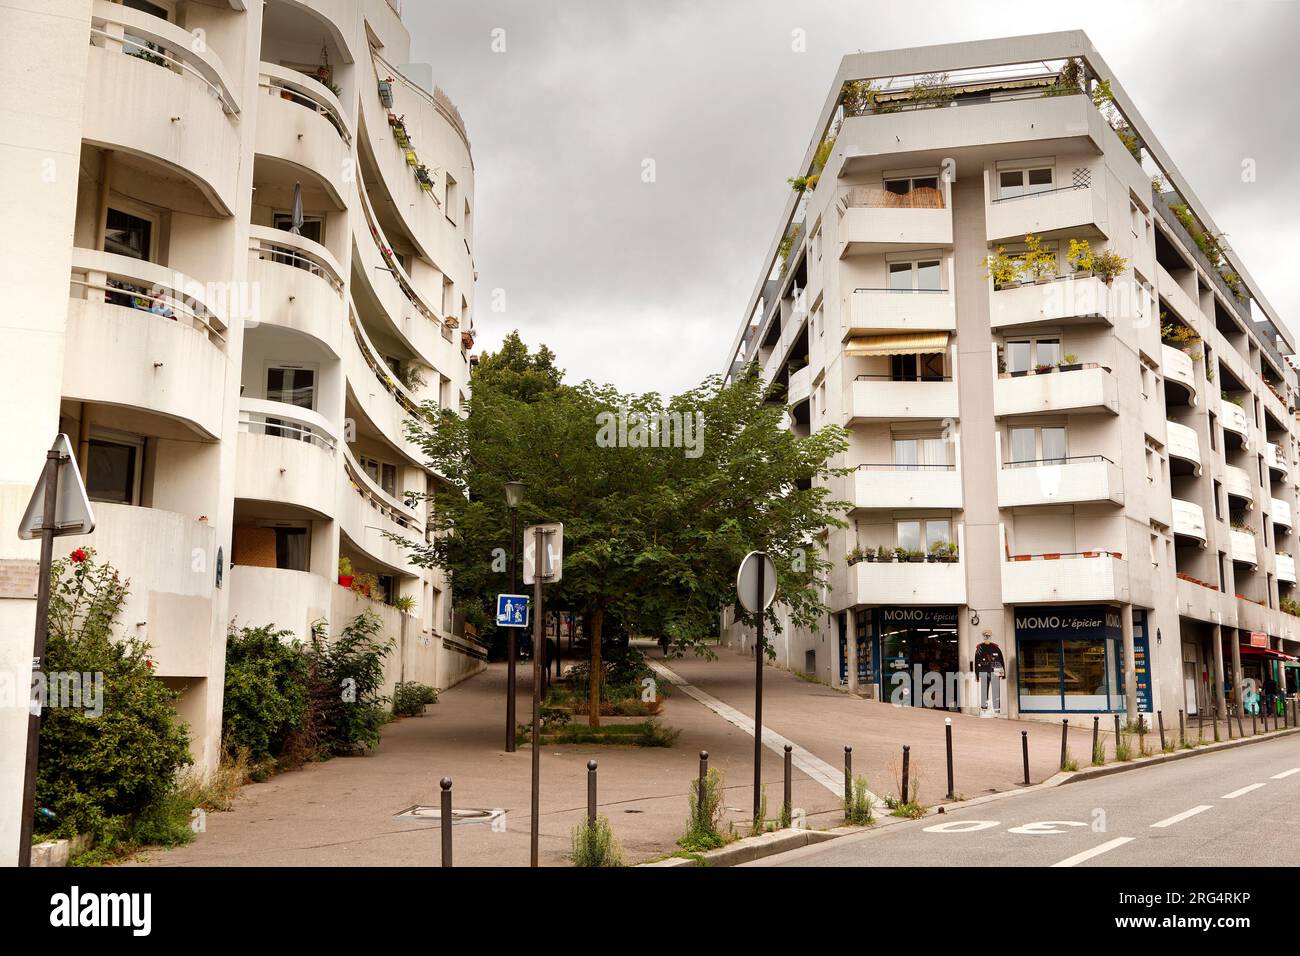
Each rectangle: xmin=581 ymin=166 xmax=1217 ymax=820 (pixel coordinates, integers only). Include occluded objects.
xmin=394 ymin=805 xmax=504 ymax=826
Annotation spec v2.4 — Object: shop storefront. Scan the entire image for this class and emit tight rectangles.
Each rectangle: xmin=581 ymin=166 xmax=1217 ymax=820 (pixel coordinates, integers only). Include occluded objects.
xmin=874 ymin=606 xmax=960 ymax=709
xmin=1014 ymin=605 xmax=1149 ymax=713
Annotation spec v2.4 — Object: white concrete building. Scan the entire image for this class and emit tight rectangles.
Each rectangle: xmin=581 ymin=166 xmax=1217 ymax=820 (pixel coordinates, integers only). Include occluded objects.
xmin=0 ymin=0 xmax=484 ymax=863
xmin=722 ymin=32 xmax=1300 ymax=725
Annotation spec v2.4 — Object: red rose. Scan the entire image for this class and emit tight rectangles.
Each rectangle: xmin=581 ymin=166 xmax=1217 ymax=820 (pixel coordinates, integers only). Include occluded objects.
xmin=70 ymin=549 xmax=87 ymax=563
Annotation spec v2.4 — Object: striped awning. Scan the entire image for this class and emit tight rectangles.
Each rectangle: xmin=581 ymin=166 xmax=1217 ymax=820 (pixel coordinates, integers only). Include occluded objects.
xmin=845 ymin=332 xmax=949 ymax=357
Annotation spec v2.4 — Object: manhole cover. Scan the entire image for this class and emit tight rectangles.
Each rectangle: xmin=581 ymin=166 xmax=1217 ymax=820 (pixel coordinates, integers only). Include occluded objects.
xmin=394 ymin=805 xmax=504 ymax=826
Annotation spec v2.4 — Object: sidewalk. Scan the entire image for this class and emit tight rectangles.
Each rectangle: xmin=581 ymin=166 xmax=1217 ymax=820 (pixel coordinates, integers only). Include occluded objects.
xmin=127 ymin=657 xmax=840 ymax=867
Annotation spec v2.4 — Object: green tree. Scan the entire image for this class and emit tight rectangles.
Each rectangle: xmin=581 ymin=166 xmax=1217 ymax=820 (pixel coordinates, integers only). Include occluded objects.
xmin=399 ymin=339 xmax=848 ymax=726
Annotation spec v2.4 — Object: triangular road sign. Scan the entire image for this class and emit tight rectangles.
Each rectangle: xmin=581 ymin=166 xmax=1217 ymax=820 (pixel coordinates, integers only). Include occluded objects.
xmin=18 ymin=434 xmax=95 ymax=540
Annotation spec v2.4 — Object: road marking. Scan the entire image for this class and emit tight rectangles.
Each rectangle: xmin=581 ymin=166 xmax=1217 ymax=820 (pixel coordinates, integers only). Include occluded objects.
xmin=1221 ymin=783 xmax=1266 ymax=799
xmin=647 ymin=660 xmax=870 ymax=802
xmin=1150 ymin=805 xmax=1212 ymax=828
xmin=1270 ymin=768 xmax=1300 ymax=779
xmin=1051 ymin=837 xmax=1135 ymax=868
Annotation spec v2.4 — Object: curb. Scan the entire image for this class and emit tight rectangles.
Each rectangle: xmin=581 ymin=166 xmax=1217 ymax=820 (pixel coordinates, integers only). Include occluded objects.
xmin=639 ymin=826 xmax=854 ymax=867
xmin=1058 ymin=724 xmax=1300 ymax=785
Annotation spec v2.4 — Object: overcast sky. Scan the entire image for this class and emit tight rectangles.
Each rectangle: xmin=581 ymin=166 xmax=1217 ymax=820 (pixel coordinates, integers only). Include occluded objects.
xmin=403 ymin=0 xmax=1300 ymax=395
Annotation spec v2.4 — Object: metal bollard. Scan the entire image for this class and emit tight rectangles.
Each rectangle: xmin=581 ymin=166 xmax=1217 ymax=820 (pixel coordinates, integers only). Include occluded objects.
xmin=587 ymin=760 xmax=597 ymax=827
xmin=697 ymin=750 xmax=708 ymax=823
xmin=1059 ymin=719 xmax=1069 ymax=770
xmin=783 ymin=744 xmax=792 ymax=825
xmin=944 ymin=718 xmax=954 ymax=800
xmin=1178 ymin=709 xmax=1185 ymax=748
xmin=1157 ymin=711 xmax=1166 ymax=752
xmin=1021 ymin=730 xmax=1030 ymax=785
xmin=844 ymin=746 xmax=852 ymax=806
xmin=1198 ymin=711 xmax=1204 ymax=742
xmin=1113 ymin=713 xmax=1121 ymax=751
xmin=1236 ymin=704 xmax=1244 ymax=740
xmin=1226 ymin=702 xmax=1234 ymax=739
xmin=1091 ymin=716 xmax=1099 ymax=764
xmin=901 ymin=745 xmax=911 ymax=804
xmin=1252 ymin=708 xmax=1257 ymax=736
xmin=440 ymin=777 xmax=453 ymax=867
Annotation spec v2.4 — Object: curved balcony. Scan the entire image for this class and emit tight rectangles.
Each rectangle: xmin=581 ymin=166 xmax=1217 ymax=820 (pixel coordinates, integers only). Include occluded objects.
xmin=847 ymin=289 xmax=955 ymax=337
xmin=345 ymin=308 xmax=429 ymax=463
xmin=86 ymin=0 xmax=241 ymax=214
xmin=352 ymin=184 xmax=460 ymax=378
xmin=1172 ymin=498 xmax=1207 ymax=545
xmin=994 ymin=364 xmax=1118 ymax=417
xmin=236 ymin=400 xmax=339 ymax=518
xmin=853 ymin=464 xmax=962 ymax=510
xmin=256 ymin=62 xmax=353 ymax=206
xmin=1166 ymin=420 xmax=1202 ymax=475
xmin=1272 ymin=498 xmax=1293 ymax=531
xmin=1161 ymin=345 xmax=1197 ymax=406
xmin=1277 ymin=553 xmax=1297 ymax=585
xmin=61 ymin=502 xmax=215 ymax=678
xmin=1230 ymin=528 xmax=1259 ymax=567
xmin=1224 ymin=465 xmax=1253 ymax=506
xmin=65 ymin=249 xmax=228 ymax=439
xmin=998 ymin=456 xmax=1122 ymax=507
xmin=1220 ymin=400 xmax=1251 ymax=447
xmin=338 ymin=446 xmax=421 ymax=572
xmin=848 ymin=375 xmax=958 ymax=423
xmin=247 ymin=226 xmax=346 ymax=354
xmin=990 ymin=275 xmax=1115 ymax=331
xmin=1002 ymin=552 xmax=1128 ymax=605
xmin=361 ymin=52 xmax=474 ymax=289
xmin=227 ymin=564 xmax=333 ymax=643
xmin=1267 ymin=442 xmax=1290 ymax=480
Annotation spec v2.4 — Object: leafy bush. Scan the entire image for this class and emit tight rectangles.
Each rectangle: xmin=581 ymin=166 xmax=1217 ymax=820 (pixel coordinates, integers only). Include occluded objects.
xmin=36 ymin=550 xmax=193 ymax=843
xmin=570 ymin=815 xmax=623 ymax=867
xmin=222 ymin=624 xmax=310 ymax=762
xmin=308 ymin=611 xmax=393 ymax=755
xmin=393 ymin=681 xmax=439 ymax=716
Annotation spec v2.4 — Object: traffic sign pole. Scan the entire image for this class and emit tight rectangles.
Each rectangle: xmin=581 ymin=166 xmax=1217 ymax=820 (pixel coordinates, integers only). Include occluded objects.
xmin=506 ymin=507 xmax=518 ymax=753
xmin=529 ymin=527 xmax=544 ymax=867
xmin=18 ymin=446 xmax=62 ymax=867
xmin=753 ymin=555 xmax=764 ymax=823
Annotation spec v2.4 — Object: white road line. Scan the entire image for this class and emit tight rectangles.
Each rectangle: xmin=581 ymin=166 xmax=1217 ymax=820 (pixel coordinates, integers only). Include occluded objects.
xmin=1270 ymin=768 xmax=1300 ymax=779
xmin=1221 ymin=783 xmax=1266 ymax=799
xmin=1150 ymin=805 xmax=1212 ymax=828
xmin=648 ymin=660 xmax=877 ymax=804
xmin=1051 ymin=837 xmax=1135 ymax=868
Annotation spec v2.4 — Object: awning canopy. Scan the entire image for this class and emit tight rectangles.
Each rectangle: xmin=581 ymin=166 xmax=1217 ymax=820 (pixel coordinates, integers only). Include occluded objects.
xmin=1238 ymin=644 xmax=1299 ymax=662
xmin=846 ymin=332 xmax=949 ymax=357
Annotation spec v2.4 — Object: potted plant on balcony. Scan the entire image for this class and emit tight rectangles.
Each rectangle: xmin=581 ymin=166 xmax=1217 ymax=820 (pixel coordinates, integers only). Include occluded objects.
xmin=378 ymin=77 xmax=395 ymax=108
xmin=847 ymin=546 xmax=866 ymax=565
xmin=893 ymin=547 xmax=908 ymax=563
xmin=984 ymin=247 xmax=1021 ymax=290
xmin=1021 ymin=234 xmax=1058 ymax=284
xmin=1066 ymin=238 xmax=1094 ymax=276
xmin=876 ymin=546 xmax=893 ymax=563
xmin=1058 ymin=353 xmax=1083 ymax=372
xmin=905 ymin=549 xmax=926 ymax=563
xmin=1091 ymin=249 xmax=1128 ymax=286
xmin=352 ymin=571 xmax=379 ymax=598
xmin=338 ymin=557 xmax=354 ymax=589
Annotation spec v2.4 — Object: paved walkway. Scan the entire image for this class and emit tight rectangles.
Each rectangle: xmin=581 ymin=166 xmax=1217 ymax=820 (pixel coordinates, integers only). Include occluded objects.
xmin=126 ymin=641 xmax=1227 ymax=867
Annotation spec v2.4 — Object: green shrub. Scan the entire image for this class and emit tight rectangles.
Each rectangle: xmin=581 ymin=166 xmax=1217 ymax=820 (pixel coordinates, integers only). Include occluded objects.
xmin=678 ymin=767 xmax=725 ymax=852
xmin=308 ymin=611 xmax=393 ymax=755
xmin=36 ymin=550 xmax=193 ymax=843
xmin=222 ymin=623 xmax=310 ymax=762
xmin=570 ymin=815 xmax=623 ymax=867
xmin=393 ymin=681 xmax=439 ymax=716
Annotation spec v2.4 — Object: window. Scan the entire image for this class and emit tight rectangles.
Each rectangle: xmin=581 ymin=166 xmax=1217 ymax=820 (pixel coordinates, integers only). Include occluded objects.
xmin=362 ymin=456 xmax=399 ymax=498
xmin=890 ymin=352 xmax=945 ymax=382
xmin=104 ymin=208 xmax=152 ymax=260
xmin=86 ymin=438 xmax=141 ymax=505
xmin=1005 ymin=336 xmax=1061 ymax=373
xmin=896 ymin=519 xmax=951 ymax=552
xmin=1041 ymin=427 xmax=1067 ymax=463
xmin=998 ymin=166 xmax=1053 ymax=199
xmin=893 ymin=436 xmax=948 ymax=469
xmin=274 ymin=527 xmax=309 ymax=571
xmin=1008 ymin=425 xmax=1067 ymax=464
xmin=445 ymin=173 xmax=459 ymax=225
xmin=888 ymin=259 xmax=942 ymax=292
xmin=265 ymin=366 xmax=316 ymax=441
xmin=272 ymin=212 xmax=323 ymax=247
xmin=884 ymin=175 xmax=939 ymax=195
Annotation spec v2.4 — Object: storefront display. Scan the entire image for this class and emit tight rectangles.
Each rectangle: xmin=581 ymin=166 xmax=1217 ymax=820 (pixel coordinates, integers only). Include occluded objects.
xmin=874 ymin=605 xmax=959 ymax=710
xmin=1014 ymin=605 xmax=1133 ymax=713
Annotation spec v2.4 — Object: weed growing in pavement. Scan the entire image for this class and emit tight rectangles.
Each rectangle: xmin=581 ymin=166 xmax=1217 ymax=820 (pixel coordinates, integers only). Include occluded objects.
xmin=885 ymin=760 xmax=927 ymax=818
xmin=1061 ymin=750 xmax=1078 ymax=772
xmin=748 ymin=786 xmax=768 ymax=837
xmin=843 ymin=774 xmax=874 ymax=826
xmin=1115 ymin=732 xmax=1135 ymax=761
xmin=678 ymin=767 xmax=726 ymax=852
xmin=1091 ymin=737 xmax=1106 ymax=766
xmin=570 ymin=814 xmax=623 ymax=867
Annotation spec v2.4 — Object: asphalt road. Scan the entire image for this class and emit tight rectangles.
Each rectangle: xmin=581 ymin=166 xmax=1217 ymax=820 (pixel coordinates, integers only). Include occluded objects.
xmin=753 ymin=734 xmax=1300 ymax=867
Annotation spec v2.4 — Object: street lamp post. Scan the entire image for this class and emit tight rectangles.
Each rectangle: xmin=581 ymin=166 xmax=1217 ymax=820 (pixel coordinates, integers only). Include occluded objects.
xmin=504 ymin=480 xmax=524 ymax=753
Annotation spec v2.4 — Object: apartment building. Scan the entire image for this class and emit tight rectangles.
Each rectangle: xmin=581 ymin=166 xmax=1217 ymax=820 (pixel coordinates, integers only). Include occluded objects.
xmin=721 ymin=32 xmax=1300 ymax=725
xmin=0 ymin=0 xmax=484 ymax=863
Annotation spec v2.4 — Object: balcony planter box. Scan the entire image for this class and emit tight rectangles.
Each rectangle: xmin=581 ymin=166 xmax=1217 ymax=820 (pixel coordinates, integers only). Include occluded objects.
xmin=1012 ymin=554 xmax=1031 ymax=561
xmin=378 ymin=79 xmax=394 ymax=108
xmin=1042 ymin=553 xmax=1061 ymax=560
xmin=1058 ymin=363 xmax=1084 ymax=373
xmin=1009 ymin=369 xmax=1030 ymax=378
xmin=1081 ymin=550 xmax=1099 ymax=558
xmin=1034 ymin=365 xmax=1056 ymax=375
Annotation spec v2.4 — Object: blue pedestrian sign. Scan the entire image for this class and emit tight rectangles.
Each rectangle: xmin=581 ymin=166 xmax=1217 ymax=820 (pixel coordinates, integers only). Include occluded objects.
xmin=496 ymin=594 xmax=530 ymax=628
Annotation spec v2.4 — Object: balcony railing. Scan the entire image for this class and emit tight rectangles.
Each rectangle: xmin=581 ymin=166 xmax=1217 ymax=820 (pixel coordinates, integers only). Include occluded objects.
xmin=248 ymin=228 xmax=345 ymax=297
xmin=258 ymin=63 xmax=352 ymax=144
xmin=342 ymin=446 xmax=420 ymax=532
xmin=1002 ymin=454 xmax=1111 ymax=468
xmin=238 ymin=398 xmax=337 ymax=452
xmin=349 ymin=308 xmax=431 ymax=423
xmin=844 ymin=84 xmax=1084 ymax=118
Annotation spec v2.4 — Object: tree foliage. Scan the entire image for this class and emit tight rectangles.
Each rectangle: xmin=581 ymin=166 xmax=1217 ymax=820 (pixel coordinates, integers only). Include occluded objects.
xmin=399 ymin=332 xmax=848 ymax=724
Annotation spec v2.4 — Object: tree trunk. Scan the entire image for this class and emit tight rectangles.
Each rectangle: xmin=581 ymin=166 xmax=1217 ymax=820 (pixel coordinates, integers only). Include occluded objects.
xmin=588 ymin=606 xmax=604 ymax=728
